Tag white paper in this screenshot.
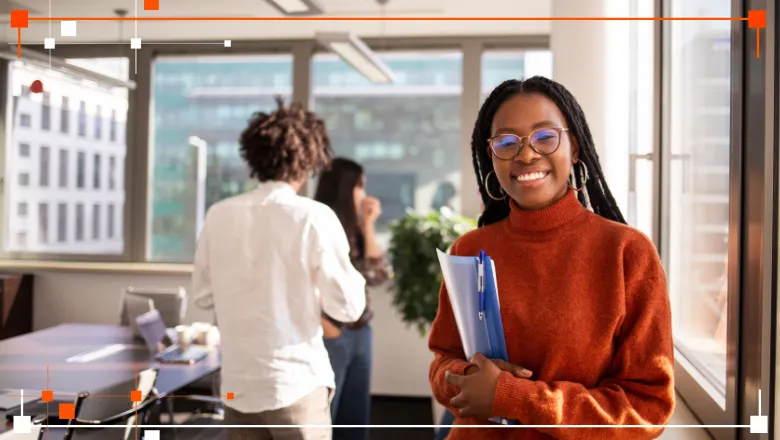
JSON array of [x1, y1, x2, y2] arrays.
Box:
[[436, 249, 491, 361]]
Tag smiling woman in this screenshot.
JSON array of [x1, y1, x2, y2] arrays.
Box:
[[428, 76, 675, 440]]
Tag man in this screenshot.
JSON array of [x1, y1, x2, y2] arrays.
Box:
[[193, 97, 367, 440]]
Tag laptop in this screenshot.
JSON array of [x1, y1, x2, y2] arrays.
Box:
[[134, 311, 208, 365]]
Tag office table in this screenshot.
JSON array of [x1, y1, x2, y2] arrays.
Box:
[[0, 323, 221, 437]]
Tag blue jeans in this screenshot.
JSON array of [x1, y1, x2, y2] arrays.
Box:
[[324, 326, 372, 440]]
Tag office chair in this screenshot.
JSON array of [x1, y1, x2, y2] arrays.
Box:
[[61, 368, 160, 440]]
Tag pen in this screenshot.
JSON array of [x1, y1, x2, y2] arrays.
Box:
[[478, 250, 485, 321]]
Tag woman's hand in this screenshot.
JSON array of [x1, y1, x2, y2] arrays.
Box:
[[446, 353, 532, 419], [362, 197, 382, 226]]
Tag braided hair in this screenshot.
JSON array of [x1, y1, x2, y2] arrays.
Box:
[[472, 76, 626, 227], [239, 96, 333, 183]]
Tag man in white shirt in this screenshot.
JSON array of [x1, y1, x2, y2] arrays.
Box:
[[193, 97, 367, 440]]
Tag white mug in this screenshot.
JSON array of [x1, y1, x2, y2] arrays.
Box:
[[175, 325, 192, 350]]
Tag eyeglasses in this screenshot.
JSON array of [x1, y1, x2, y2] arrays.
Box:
[[487, 127, 569, 160]]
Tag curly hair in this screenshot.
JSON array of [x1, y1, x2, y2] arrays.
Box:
[[239, 96, 333, 183]]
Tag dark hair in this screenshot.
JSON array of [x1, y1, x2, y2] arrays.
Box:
[[239, 96, 332, 183], [314, 157, 365, 259], [472, 76, 626, 227]]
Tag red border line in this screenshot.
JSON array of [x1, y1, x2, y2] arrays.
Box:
[[25, 16, 747, 22]]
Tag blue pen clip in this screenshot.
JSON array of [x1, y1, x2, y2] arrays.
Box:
[[478, 250, 485, 321]]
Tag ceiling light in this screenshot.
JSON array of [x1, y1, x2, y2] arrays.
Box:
[[316, 32, 395, 84], [264, 0, 323, 16]]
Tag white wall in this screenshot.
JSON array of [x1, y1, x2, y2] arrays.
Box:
[[30, 269, 433, 397]]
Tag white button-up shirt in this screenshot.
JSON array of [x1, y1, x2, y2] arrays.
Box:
[[193, 181, 367, 413]]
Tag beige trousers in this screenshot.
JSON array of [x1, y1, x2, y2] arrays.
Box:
[[224, 387, 332, 440]]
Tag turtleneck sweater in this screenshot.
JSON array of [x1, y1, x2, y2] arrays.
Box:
[[428, 189, 675, 440]]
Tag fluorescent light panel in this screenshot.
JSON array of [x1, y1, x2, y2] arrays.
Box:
[[265, 0, 322, 15], [316, 33, 395, 84]]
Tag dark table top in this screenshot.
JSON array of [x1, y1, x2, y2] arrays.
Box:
[[0, 323, 221, 437]]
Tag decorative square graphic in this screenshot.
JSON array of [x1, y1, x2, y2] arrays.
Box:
[[130, 390, 142, 402], [10, 10, 29, 28], [41, 390, 53, 402], [144, 430, 160, 440], [130, 38, 142, 49], [748, 10, 766, 29], [226, 392, 234, 400], [44, 38, 55, 49], [144, 0, 160, 10], [13, 415, 32, 433], [60, 21, 77, 37], [58, 403, 75, 420], [750, 415, 768, 434], [224, 40, 232, 48]]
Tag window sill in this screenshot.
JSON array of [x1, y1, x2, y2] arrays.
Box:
[[0, 260, 193, 275]]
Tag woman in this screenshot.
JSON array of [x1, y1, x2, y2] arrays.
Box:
[[428, 77, 675, 440], [314, 158, 390, 440]]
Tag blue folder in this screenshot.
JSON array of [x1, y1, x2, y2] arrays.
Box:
[[436, 249, 515, 425]]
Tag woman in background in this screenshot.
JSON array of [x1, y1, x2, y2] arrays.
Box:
[[314, 157, 391, 440]]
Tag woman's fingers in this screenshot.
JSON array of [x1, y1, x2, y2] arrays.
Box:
[[492, 359, 532, 378]]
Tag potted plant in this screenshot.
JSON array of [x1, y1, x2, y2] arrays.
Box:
[[387, 206, 476, 428]]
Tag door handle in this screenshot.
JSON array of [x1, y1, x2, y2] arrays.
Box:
[[628, 153, 654, 192]]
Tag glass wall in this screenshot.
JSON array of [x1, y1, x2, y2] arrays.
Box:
[[3, 58, 129, 255], [311, 51, 464, 231], [147, 55, 293, 262]]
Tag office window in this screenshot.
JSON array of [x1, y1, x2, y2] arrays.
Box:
[[148, 54, 293, 262], [18, 202, 28, 217], [75, 204, 84, 241], [38, 203, 48, 244], [76, 152, 86, 188], [110, 109, 117, 142], [61, 96, 69, 133], [109, 156, 116, 190], [39, 146, 50, 187], [42, 92, 51, 130], [16, 232, 27, 247], [312, 51, 462, 238], [78, 101, 87, 137], [57, 203, 67, 242], [481, 50, 553, 102], [93, 154, 101, 189], [667, 0, 731, 403], [58, 149, 68, 188], [108, 204, 115, 239], [95, 105, 102, 139], [92, 204, 101, 239], [4, 58, 129, 255]]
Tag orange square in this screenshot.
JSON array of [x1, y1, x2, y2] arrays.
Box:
[[10, 10, 29, 28], [748, 10, 766, 28], [130, 390, 142, 402], [58, 403, 75, 420], [143, 0, 159, 10], [41, 390, 53, 402], [226, 392, 234, 400]]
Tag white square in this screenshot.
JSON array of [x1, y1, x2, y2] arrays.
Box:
[[44, 38, 55, 49], [750, 415, 768, 433], [13, 415, 32, 433], [60, 21, 77, 37], [224, 40, 232, 47], [130, 38, 142, 49], [144, 430, 160, 440]]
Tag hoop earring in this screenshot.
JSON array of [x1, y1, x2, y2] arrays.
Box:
[[568, 160, 590, 191], [484, 170, 507, 201]]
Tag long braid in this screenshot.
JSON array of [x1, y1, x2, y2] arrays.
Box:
[[472, 77, 626, 227]]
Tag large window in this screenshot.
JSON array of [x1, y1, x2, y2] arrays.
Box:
[[3, 57, 129, 255], [666, 0, 731, 403], [311, 51, 463, 232], [148, 54, 293, 262]]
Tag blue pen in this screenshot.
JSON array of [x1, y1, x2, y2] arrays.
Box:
[[478, 250, 486, 321]]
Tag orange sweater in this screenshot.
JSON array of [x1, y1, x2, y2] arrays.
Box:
[[429, 189, 675, 440]]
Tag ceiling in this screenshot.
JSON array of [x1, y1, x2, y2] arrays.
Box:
[[1, 0, 550, 42]]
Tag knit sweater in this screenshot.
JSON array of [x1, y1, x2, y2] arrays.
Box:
[[428, 189, 675, 440]]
